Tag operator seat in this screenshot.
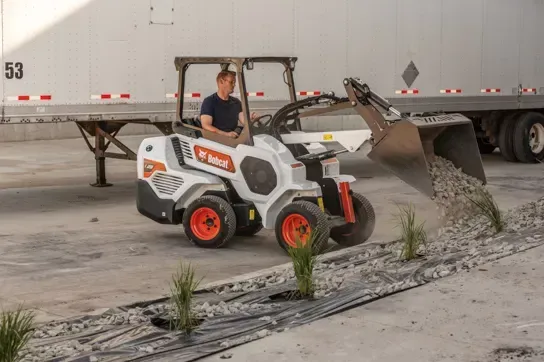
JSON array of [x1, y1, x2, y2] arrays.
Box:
[[181, 115, 202, 128]]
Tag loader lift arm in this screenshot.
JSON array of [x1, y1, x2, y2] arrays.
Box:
[[168, 56, 487, 199], [264, 77, 487, 198]]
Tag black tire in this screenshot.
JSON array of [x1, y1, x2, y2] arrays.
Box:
[[477, 138, 496, 154], [182, 195, 236, 248], [235, 223, 263, 236], [498, 112, 520, 162], [330, 192, 375, 247], [512, 112, 544, 163], [275, 201, 330, 254]]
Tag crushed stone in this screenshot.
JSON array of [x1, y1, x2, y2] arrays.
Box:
[[428, 156, 492, 223]]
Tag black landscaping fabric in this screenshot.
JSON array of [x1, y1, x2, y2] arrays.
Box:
[[28, 227, 544, 362]]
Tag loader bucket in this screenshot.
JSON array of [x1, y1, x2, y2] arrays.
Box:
[[366, 113, 487, 198]]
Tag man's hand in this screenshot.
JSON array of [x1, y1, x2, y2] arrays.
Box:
[[225, 131, 238, 139], [250, 112, 258, 121]]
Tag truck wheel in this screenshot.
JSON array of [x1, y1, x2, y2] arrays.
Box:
[[235, 224, 263, 236], [275, 201, 330, 254], [330, 192, 375, 247], [182, 195, 236, 248], [477, 138, 496, 154], [498, 112, 519, 162], [512, 112, 544, 163]]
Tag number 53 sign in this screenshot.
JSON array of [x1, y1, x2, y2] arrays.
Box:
[[5, 62, 23, 79]]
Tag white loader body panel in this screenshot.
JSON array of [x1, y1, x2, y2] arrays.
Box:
[[0, 0, 543, 125], [138, 133, 324, 228]]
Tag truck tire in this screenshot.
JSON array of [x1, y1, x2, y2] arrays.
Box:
[[330, 192, 375, 247], [182, 195, 237, 248], [512, 112, 544, 163], [497, 112, 520, 162], [477, 138, 496, 154], [275, 201, 330, 254]]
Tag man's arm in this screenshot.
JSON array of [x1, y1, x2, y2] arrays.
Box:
[[238, 110, 258, 126]]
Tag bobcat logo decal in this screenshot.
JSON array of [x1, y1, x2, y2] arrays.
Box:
[[194, 145, 235, 173]]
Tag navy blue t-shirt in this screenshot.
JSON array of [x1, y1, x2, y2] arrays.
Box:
[[200, 93, 242, 132]]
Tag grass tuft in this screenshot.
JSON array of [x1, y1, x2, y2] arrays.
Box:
[[286, 230, 323, 298], [0, 304, 35, 362], [394, 202, 428, 261], [169, 261, 202, 334], [465, 187, 504, 233]]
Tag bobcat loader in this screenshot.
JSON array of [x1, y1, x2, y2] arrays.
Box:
[[136, 56, 486, 252]]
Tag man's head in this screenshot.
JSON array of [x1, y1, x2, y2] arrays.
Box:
[[216, 70, 236, 95]]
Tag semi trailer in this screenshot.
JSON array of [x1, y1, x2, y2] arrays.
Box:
[[0, 0, 543, 186]]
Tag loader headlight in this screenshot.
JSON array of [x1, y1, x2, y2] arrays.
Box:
[[143, 159, 166, 178]]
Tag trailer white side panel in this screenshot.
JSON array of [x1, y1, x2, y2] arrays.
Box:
[[519, 0, 544, 93], [0, 0, 543, 126], [440, 0, 483, 96], [346, 0, 396, 96]]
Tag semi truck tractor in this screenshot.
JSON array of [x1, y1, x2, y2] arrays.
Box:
[[1, 0, 543, 186]]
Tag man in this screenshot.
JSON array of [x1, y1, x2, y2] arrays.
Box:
[[200, 70, 257, 139]]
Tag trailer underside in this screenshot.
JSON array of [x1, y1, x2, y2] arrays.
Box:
[[1, 93, 543, 187]]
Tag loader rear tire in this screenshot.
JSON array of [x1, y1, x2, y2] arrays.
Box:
[[182, 195, 236, 248], [498, 112, 520, 162], [275, 201, 330, 254], [512, 112, 544, 163], [330, 192, 375, 247]]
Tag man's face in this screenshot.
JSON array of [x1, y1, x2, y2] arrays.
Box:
[[219, 75, 236, 94]]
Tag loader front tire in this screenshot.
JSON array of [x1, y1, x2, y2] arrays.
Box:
[[330, 192, 375, 247], [182, 195, 236, 248], [275, 201, 330, 254]]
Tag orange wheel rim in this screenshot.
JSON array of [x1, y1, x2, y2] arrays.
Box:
[[190, 207, 220, 240], [281, 214, 311, 247]]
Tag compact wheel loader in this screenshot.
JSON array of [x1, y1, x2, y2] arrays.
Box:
[[136, 56, 487, 253]]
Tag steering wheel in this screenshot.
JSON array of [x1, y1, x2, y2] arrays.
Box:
[[251, 114, 273, 128]]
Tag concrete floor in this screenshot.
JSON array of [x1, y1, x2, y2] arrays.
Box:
[[0, 135, 543, 330]]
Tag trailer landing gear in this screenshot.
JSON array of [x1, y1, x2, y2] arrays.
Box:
[[76, 120, 174, 187]]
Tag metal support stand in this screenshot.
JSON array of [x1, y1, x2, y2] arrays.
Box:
[[76, 120, 138, 188], [91, 122, 112, 187]]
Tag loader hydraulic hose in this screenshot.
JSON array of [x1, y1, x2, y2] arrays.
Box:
[[347, 77, 402, 118]]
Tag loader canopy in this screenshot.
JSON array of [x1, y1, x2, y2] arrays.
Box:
[[172, 56, 300, 148]]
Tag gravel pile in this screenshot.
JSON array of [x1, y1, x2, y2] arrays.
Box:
[[428, 156, 492, 222], [212, 271, 294, 295], [193, 301, 282, 318], [31, 307, 153, 340]]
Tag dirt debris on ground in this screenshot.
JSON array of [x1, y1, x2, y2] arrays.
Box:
[[490, 346, 544, 362]]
